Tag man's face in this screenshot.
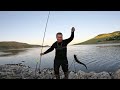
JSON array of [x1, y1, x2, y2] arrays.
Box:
[[56, 34, 63, 42]]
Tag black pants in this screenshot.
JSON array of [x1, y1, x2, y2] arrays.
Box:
[[54, 60, 68, 75]]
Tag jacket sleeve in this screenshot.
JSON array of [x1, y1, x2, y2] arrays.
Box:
[[64, 31, 74, 44], [43, 43, 55, 54]]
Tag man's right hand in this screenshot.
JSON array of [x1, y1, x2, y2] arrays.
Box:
[[40, 53, 44, 56]]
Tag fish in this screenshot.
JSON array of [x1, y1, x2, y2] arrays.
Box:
[[74, 54, 88, 70]]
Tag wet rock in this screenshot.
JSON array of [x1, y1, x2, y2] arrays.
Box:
[[86, 72, 97, 79], [97, 71, 111, 79], [69, 71, 76, 79], [114, 69, 120, 79], [77, 70, 87, 79], [0, 64, 119, 79]]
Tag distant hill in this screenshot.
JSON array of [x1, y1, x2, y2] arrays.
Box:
[[0, 41, 48, 50], [75, 31, 120, 45]]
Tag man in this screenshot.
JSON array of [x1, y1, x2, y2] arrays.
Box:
[[40, 27, 75, 79]]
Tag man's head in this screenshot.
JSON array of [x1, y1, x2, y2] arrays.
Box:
[[56, 32, 63, 42]]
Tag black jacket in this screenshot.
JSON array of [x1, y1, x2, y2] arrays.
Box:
[[44, 31, 74, 60]]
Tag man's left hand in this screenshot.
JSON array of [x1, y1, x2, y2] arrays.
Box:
[[71, 27, 75, 32]]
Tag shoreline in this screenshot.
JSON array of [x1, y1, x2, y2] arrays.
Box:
[[0, 64, 120, 79]]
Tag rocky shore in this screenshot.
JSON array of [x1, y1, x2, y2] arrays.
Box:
[[0, 64, 120, 79]]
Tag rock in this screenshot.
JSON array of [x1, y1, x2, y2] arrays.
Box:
[[69, 71, 76, 79], [97, 71, 111, 79], [61, 75, 64, 79], [86, 72, 98, 79], [44, 74, 54, 79], [73, 73, 78, 79], [77, 70, 87, 79], [0, 64, 118, 79], [114, 69, 120, 79]]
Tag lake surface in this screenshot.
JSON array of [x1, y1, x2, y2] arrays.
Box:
[[0, 43, 120, 73]]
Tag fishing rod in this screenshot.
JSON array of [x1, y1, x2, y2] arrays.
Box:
[[39, 11, 51, 74], [35, 11, 51, 77], [35, 11, 50, 77]]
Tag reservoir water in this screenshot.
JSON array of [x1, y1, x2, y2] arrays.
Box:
[[0, 43, 120, 73]]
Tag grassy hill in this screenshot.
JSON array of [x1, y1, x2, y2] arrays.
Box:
[[0, 41, 42, 50], [75, 31, 120, 45]]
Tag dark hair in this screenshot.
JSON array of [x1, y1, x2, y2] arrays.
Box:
[[56, 32, 63, 36]]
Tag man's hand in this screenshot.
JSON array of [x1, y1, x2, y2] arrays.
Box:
[[71, 27, 75, 32], [40, 53, 44, 56]]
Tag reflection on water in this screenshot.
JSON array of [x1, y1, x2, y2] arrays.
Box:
[[0, 49, 27, 57], [0, 43, 120, 73]]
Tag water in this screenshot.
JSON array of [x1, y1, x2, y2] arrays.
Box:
[[0, 43, 120, 73]]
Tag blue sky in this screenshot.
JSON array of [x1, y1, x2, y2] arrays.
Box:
[[0, 11, 120, 45]]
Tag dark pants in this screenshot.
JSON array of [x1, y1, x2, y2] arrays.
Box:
[[54, 60, 68, 75]]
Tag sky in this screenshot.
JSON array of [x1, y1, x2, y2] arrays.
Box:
[[0, 11, 120, 46]]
